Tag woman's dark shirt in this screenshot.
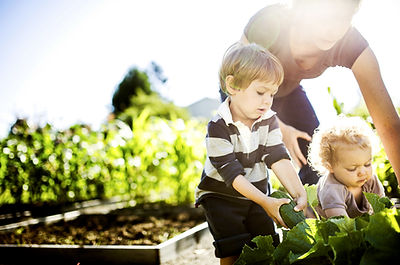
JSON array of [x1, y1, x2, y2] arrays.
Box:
[[244, 4, 369, 97]]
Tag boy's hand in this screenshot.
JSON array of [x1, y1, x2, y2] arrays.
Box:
[[293, 193, 308, 212], [260, 197, 291, 228]]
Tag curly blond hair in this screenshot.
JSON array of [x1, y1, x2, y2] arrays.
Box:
[[308, 115, 377, 176]]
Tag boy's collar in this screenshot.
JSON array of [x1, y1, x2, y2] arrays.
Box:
[[217, 98, 234, 125], [217, 97, 275, 126]]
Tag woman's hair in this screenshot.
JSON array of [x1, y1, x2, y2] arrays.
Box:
[[219, 42, 284, 95], [308, 115, 378, 176], [292, 0, 362, 10]]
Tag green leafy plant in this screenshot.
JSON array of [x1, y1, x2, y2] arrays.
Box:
[[270, 190, 306, 229], [234, 192, 399, 265], [0, 114, 206, 206]]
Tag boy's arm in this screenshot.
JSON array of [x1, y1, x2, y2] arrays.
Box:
[[232, 174, 290, 227], [271, 159, 307, 211]]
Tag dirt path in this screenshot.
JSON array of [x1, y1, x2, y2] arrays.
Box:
[[163, 231, 219, 265], [163, 224, 283, 265]]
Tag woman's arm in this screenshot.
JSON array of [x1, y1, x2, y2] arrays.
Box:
[[324, 208, 348, 218], [352, 47, 400, 184], [232, 175, 290, 227]]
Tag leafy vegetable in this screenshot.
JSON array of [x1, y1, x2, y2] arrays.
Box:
[[364, 192, 393, 213], [235, 191, 398, 265], [270, 190, 306, 229], [234, 236, 275, 265], [304, 184, 320, 220]]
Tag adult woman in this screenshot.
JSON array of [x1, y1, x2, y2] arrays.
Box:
[[234, 0, 400, 184]]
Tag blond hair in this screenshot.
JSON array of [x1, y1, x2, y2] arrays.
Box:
[[219, 42, 284, 95], [308, 115, 377, 176]]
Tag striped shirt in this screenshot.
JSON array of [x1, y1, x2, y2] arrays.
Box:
[[195, 99, 290, 204]]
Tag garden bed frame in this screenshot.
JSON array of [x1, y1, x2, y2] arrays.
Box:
[[0, 200, 210, 265], [0, 222, 209, 265]]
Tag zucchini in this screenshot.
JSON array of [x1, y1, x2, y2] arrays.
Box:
[[270, 190, 306, 229]]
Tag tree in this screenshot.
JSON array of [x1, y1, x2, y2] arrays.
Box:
[[112, 67, 152, 114], [111, 63, 190, 125]]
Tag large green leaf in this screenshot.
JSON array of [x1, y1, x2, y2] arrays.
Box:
[[364, 208, 400, 252], [287, 220, 339, 264], [274, 219, 332, 264], [316, 220, 340, 244], [360, 246, 398, 265], [327, 216, 358, 234], [328, 230, 365, 264], [289, 240, 332, 264], [354, 213, 370, 230], [304, 184, 318, 208], [304, 184, 321, 219], [274, 220, 315, 262], [364, 192, 393, 213], [234, 235, 275, 265]]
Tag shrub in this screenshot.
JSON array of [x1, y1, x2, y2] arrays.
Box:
[[0, 113, 206, 206]]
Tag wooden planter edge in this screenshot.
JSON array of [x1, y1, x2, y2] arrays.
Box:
[[0, 222, 209, 265]]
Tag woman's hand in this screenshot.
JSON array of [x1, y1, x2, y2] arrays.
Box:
[[278, 119, 311, 168]]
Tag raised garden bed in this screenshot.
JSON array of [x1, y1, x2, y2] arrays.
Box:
[[0, 197, 129, 229], [0, 202, 209, 265]]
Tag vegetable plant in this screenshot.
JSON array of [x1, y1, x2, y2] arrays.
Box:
[[234, 187, 399, 265], [0, 112, 206, 206], [270, 190, 306, 229]]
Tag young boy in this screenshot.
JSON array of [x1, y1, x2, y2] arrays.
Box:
[[195, 43, 307, 265], [308, 116, 385, 218]]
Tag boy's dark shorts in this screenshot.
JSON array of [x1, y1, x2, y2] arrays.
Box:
[[199, 195, 279, 258]]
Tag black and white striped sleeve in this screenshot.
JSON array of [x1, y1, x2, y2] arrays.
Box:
[[262, 115, 290, 168], [206, 120, 245, 186]]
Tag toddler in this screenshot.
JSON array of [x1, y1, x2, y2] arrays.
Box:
[[308, 116, 385, 218]]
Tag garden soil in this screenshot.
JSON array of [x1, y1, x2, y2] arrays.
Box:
[[0, 202, 219, 264], [0, 203, 205, 245]]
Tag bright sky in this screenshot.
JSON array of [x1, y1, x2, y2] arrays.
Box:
[[0, 0, 399, 137]]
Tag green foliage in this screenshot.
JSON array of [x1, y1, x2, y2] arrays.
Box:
[[327, 87, 344, 115], [235, 236, 275, 265], [374, 146, 400, 197], [305, 184, 320, 219], [118, 92, 190, 126], [0, 114, 206, 206], [111, 66, 189, 125], [363, 192, 393, 213], [234, 193, 399, 265], [0, 61, 204, 206]]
